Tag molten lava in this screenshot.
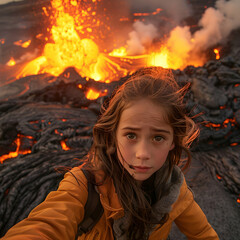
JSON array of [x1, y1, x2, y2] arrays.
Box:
[[60, 140, 70, 151], [6, 57, 16, 67], [214, 48, 220, 60], [14, 40, 31, 48], [0, 135, 31, 163], [86, 88, 100, 100], [13, 0, 206, 83]]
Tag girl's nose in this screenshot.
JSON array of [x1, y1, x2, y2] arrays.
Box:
[[135, 140, 150, 160]]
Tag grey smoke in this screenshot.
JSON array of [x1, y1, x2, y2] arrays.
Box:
[[127, 21, 158, 55], [192, 0, 240, 52]]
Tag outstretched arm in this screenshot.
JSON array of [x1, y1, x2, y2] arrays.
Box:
[[1, 167, 87, 240], [174, 191, 219, 240]]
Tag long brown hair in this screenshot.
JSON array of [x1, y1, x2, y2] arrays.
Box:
[[84, 67, 199, 238]]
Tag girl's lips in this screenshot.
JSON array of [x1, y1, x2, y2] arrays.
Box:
[[133, 166, 151, 173]]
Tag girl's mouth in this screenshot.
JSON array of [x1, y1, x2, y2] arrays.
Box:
[[133, 166, 151, 173]]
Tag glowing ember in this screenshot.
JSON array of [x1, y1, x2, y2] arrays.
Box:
[[6, 57, 16, 66], [86, 89, 100, 100], [204, 118, 237, 129], [214, 48, 220, 60], [14, 39, 31, 48], [0, 135, 31, 163], [133, 8, 162, 17], [216, 174, 222, 180], [60, 140, 70, 150], [0, 38, 5, 44]]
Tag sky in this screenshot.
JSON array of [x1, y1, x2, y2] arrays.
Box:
[[0, 0, 23, 5]]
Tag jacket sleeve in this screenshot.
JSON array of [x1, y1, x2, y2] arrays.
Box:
[[174, 187, 219, 240], [1, 167, 88, 240]]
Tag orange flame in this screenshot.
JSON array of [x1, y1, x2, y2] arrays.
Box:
[[109, 47, 127, 57], [86, 89, 100, 100], [0, 38, 5, 44], [214, 48, 220, 60], [216, 174, 222, 180], [60, 140, 70, 150], [14, 39, 31, 48], [17, 0, 119, 82], [147, 48, 169, 68], [6, 57, 16, 66]]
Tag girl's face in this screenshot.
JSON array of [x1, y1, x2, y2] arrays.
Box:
[[116, 98, 175, 182]]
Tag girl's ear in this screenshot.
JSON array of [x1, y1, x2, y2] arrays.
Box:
[[170, 142, 175, 150]]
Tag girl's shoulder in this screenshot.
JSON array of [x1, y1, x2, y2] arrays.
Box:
[[59, 166, 88, 192], [170, 176, 195, 218]]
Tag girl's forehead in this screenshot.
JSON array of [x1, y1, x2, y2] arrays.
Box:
[[120, 99, 170, 125]]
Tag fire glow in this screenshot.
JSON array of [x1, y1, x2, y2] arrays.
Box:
[[214, 48, 220, 60], [0, 135, 31, 164], [12, 0, 209, 83], [14, 39, 31, 48]]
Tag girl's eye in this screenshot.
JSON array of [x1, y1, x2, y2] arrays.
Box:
[[126, 133, 136, 140], [153, 136, 164, 142]]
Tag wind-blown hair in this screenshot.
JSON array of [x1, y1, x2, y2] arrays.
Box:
[[84, 67, 199, 239]]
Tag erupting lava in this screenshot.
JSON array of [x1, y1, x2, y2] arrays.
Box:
[[12, 0, 208, 83]]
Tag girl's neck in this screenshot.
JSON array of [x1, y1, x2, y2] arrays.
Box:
[[140, 173, 156, 205]]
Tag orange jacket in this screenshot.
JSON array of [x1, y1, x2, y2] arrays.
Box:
[[1, 167, 219, 240]]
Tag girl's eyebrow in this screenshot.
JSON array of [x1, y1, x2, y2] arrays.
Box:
[[121, 127, 171, 134]]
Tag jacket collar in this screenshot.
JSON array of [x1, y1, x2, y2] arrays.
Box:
[[96, 165, 184, 221], [97, 175, 124, 220]]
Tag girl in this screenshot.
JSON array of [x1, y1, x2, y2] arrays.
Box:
[[1, 68, 219, 240]]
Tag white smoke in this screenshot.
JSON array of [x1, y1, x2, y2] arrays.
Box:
[[124, 0, 240, 64], [124, 0, 192, 55], [127, 21, 158, 55], [166, 0, 240, 67], [193, 0, 240, 51]]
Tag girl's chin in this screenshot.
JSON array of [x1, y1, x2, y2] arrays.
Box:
[[130, 172, 152, 182]]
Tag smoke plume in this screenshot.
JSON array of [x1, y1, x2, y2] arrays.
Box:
[[127, 21, 158, 55], [125, 0, 240, 66], [165, 0, 240, 68], [126, 0, 192, 55], [193, 0, 240, 51]]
